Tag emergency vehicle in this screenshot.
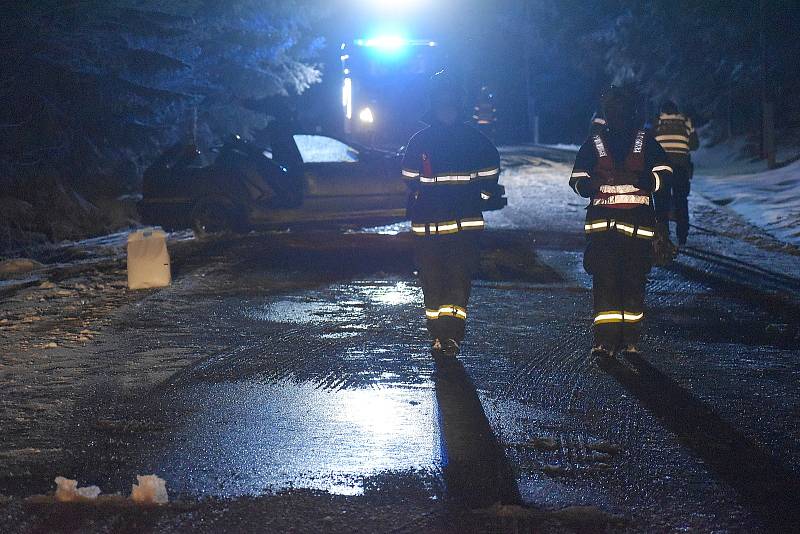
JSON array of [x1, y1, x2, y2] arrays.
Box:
[[340, 36, 444, 147]]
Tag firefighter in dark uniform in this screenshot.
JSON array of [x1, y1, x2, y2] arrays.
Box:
[[402, 71, 503, 357], [472, 85, 498, 143], [569, 85, 673, 357], [654, 101, 699, 246]]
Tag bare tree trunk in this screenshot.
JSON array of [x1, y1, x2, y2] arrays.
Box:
[[523, 1, 539, 143], [759, 0, 776, 168]]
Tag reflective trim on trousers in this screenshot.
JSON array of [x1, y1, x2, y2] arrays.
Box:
[[412, 218, 485, 235], [426, 305, 467, 320], [594, 310, 644, 324]]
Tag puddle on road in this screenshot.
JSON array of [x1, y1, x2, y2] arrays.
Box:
[[362, 281, 418, 306], [153, 380, 441, 498], [247, 299, 361, 324], [246, 281, 420, 325], [358, 221, 411, 235]]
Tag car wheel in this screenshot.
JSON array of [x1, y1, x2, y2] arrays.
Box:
[[191, 197, 239, 237]]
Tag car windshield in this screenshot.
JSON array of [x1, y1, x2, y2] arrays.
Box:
[[293, 135, 359, 163]]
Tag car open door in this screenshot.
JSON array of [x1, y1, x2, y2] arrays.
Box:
[[292, 134, 405, 216]]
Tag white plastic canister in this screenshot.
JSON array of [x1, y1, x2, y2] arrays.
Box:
[[127, 228, 171, 290]]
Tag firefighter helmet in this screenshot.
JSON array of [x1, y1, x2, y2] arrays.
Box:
[[601, 84, 642, 131], [428, 69, 465, 107], [660, 100, 679, 114]]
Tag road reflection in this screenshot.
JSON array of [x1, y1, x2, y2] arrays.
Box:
[[152, 381, 441, 497]]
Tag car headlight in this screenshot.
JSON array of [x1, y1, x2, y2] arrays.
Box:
[[359, 107, 374, 124]]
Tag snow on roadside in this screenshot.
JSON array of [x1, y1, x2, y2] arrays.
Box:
[[541, 143, 580, 152], [696, 159, 800, 246]]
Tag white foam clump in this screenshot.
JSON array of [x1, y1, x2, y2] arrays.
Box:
[[54, 476, 101, 501], [130, 474, 168, 504]]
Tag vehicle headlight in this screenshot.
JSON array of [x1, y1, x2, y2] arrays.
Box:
[[359, 107, 374, 124]]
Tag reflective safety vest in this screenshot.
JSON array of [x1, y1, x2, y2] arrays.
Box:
[[591, 130, 651, 209], [655, 113, 695, 155]]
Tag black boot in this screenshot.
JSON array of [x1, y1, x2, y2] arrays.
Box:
[[441, 338, 460, 357], [591, 345, 613, 359]]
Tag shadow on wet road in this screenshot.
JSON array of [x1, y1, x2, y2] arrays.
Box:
[[597, 353, 800, 532], [433, 355, 521, 508]]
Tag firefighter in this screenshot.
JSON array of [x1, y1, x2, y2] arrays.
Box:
[[402, 70, 502, 357], [472, 85, 498, 142], [654, 100, 699, 246], [569, 85, 673, 357]]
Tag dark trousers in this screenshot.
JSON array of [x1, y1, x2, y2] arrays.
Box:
[[584, 231, 651, 348], [414, 232, 480, 342], [667, 161, 692, 243]]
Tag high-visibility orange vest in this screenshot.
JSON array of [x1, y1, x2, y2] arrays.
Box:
[[591, 130, 650, 210]]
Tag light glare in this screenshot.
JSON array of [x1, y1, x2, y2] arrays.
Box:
[[359, 107, 374, 123], [343, 78, 352, 120]]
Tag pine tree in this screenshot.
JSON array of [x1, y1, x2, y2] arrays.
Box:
[[0, 0, 324, 194]]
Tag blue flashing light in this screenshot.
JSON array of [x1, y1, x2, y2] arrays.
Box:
[[355, 36, 437, 49], [354, 34, 412, 61], [364, 35, 407, 50]]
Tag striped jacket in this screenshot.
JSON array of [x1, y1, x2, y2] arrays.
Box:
[[655, 113, 699, 159]]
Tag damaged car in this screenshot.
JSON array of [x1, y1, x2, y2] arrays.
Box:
[[138, 133, 409, 234]]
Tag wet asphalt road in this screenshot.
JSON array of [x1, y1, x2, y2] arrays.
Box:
[[2, 145, 800, 532]]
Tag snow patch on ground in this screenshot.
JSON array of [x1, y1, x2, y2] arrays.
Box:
[[693, 137, 764, 176], [130, 474, 169, 504], [692, 136, 798, 176], [54, 477, 101, 502], [696, 159, 800, 246]]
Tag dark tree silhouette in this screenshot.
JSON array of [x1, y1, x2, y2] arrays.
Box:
[[0, 0, 324, 192]]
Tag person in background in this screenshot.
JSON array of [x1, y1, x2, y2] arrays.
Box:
[[654, 100, 699, 247], [568, 85, 673, 358], [472, 85, 498, 143]]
